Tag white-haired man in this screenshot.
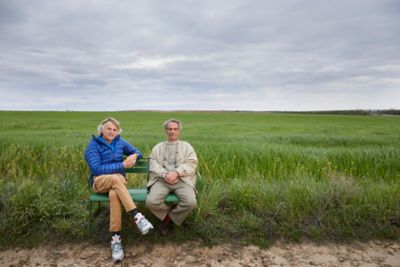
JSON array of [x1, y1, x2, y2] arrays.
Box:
[[146, 119, 198, 235], [85, 117, 153, 262]]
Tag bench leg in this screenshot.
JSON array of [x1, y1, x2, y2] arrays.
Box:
[[88, 201, 93, 233]]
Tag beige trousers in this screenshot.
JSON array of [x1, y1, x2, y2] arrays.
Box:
[[146, 179, 196, 225], [93, 174, 136, 232]]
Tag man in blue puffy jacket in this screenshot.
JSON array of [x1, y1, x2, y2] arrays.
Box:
[[85, 117, 153, 262]]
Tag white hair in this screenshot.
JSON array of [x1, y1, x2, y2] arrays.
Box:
[[97, 117, 122, 135], [163, 119, 182, 130]]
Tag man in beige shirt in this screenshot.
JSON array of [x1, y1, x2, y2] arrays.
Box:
[[146, 119, 198, 235]]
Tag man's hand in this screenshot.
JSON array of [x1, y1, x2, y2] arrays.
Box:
[[164, 171, 180, 184], [123, 154, 138, 168]]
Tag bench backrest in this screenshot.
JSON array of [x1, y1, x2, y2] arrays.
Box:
[[88, 157, 202, 189], [125, 158, 150, 181]]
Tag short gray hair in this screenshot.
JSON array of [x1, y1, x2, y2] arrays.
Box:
[[163, 119, 182, 130], [97, 117, 122, 135]]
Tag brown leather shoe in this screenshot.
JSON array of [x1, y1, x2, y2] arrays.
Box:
[[159, 222, 173, 236]]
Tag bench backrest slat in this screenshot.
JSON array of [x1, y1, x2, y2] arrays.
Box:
[[125, 158, 149, 180]]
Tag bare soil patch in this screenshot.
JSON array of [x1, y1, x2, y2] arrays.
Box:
[[0, 240, 399, 266]]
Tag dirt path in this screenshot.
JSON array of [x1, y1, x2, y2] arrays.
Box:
[[1, 240, 399, 267]]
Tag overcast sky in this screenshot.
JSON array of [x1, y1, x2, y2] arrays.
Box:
[[0, 0, 399, 111]]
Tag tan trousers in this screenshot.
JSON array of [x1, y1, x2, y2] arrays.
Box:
[[146, 179, 196, 225], [93, 174, 136, 232]]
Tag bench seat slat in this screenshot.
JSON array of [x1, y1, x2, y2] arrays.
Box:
[[89, 188, 179, 203]]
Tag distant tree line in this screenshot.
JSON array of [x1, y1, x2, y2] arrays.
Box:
[[275, 109, 400, 115]]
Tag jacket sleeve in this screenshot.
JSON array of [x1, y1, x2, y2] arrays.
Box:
[[85, 141, 124, 176], [149, 144, 167, 177], [175, 143, 198, 177], [122, 139, 143, 159]]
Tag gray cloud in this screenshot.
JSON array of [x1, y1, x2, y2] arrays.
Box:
[[0, 0, 399, 111]]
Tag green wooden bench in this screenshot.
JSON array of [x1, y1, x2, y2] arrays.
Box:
[[87, 158, 201, 231]]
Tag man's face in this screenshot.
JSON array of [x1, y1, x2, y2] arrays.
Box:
[[102, 121, 119, 143], [165, 122, 180, 142]]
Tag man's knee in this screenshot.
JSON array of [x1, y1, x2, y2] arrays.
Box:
[[145, 192, 157, 209], [189, 198, 197, 210], [182, 197, 197, 211]]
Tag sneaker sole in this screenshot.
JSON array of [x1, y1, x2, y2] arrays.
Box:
[[141, 226, 154, 235], [112, 255, 124, 263], [112, 251, 124, 262]]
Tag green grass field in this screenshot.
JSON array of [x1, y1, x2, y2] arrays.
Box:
[[0, 111, 399, 247]]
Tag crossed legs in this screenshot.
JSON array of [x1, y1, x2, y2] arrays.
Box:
[[93, 174, 136, 232]]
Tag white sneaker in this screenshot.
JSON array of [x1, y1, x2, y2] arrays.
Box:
[[111, 235, 124, 262], [135, 212, 154, 235]]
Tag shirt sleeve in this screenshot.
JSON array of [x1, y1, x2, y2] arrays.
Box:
[[175, 143, 198, 177], [122, 139, 143, 159], [85, 141, 125, 176], [149, 144, 167, 177]]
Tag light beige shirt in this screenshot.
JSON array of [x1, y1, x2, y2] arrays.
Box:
[[148, 140, 198, 188], [163, 141, 178, 172]]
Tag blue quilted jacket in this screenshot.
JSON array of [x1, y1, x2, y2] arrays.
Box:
[[85, 135, 143, 186]]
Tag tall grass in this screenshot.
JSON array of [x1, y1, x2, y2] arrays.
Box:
[[0, 111, 399, 247]]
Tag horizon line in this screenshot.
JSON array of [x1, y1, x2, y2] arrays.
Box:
[[0, 108, 399, 113]]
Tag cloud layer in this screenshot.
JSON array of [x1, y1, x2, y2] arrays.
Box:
[[1, 0, 399, 111]]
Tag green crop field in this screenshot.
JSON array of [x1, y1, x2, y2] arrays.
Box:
[[0, 111, 399, 247]]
